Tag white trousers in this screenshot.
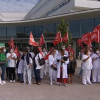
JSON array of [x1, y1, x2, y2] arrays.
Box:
[[44, 63, 47, 75], [49, 67, 57, 83], [93, 69, 100, 82], [40, 67, 44, 79], [82, 69, 91, 84], [23, 65, 31, 84]]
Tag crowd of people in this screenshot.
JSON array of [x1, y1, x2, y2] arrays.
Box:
[[0, 44, 99, 86]]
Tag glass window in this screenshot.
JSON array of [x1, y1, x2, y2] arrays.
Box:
[[24, 26, 35, 38], [81, 18, 94, 35], [0, 27, 6, 38], [69, 20, 80, 38], [35, 25, 43, 38], [43, 24, 55, 37], [7, 27, 16, 38], [95, 17, 100, 27], [16, 26, 24, 38]]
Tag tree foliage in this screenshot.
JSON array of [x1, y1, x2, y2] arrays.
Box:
[[56, 18, 72, 47]]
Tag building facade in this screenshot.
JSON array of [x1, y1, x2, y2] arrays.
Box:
[[0, 0, 100, 57]]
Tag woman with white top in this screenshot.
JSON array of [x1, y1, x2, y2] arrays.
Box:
[[56, 49, 69, 86], [42, 47, 47, 77], [6, 48, 17, 83], [91, 48, 100, 82], [34, 47, 43, 85], [49, 49, 57, 85], [82, 48, 92, 85]]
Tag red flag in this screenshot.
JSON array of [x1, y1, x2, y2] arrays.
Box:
[[93, 25, 100, 33], [8, 38, 15, 49], [44, 47, 54, 60], [39, 34, 45, 46], [14, 47, 20, 57], [91, 31, 99, 43], [52, 32, 62, 46], [81, 33, 91, 47], [29, 32, 38, 46], [62, 33, 68, 43]]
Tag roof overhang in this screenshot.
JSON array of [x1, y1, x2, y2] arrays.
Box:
[[0, 9, 100, 26]]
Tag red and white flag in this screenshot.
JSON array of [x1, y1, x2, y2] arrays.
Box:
[[39, 34, 45, 46], [44, 47, 54, 60], [29, 32, 38, 46], [8, 37, 15, 49], [62, 33, 68, 43], [91, 31, 99, 43], [14, 47, 20, 57], [93, 25, 100, 33], [52, 32, 62, 46]]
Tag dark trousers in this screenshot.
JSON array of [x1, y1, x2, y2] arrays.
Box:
[[18, 73, 23, 81], [1, 64, 6, 81], [34, 65, 41, 83], [6, 67, 9, 78], [9, 67, 15, 80]]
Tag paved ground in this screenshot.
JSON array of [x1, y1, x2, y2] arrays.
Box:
[[0, 60, 100, 100]]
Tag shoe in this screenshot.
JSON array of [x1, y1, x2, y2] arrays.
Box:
[[10, 80, 12, 83], [2, 81, 6, 84], [59, 83, 62, 86], [0, 82, 3, 85], [88, 82, 92, 85], [28, 83, 32, 85], [50, 82, 53, 85], [65, 84, 67, 87], [13, 80, 15, 83], [83, 83, 88, 85], [23, 82, 26, 85]]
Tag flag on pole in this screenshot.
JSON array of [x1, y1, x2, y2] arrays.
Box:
[[52, 32, 62, 46], [44, 47, 54, 60], [91, 31, 99, 43], [62, 33, 68, 43], [14, 47, 20, 57], [39, 34, 45, 46], [8, 37, 15, 49], [29, 32, 38, 46]]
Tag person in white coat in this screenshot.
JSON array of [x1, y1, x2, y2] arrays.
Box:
[[91, 48, 100, 82], [34, 47, 43, 85], [49, 49, 57, 85], [40, 47, 48, 79], [82, 48, 92, 85], [22, 48, 33, 85], [56, 49, 69, 86]]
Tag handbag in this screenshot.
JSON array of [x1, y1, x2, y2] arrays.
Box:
[[51, 65, 57, 71], [38, 54, 45, 66], [0, 61, 7, 64]]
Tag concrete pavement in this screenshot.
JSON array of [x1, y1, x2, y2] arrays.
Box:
[[0, 60, 100, 100]]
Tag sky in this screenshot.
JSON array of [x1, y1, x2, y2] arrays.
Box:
[[0, 0, 40, 12]]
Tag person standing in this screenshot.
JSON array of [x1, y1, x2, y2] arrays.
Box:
[[0, 47, 7, 84], [22, 48, 32, 85], [82, 48, 92, 85], [49, 49, 57, 85], [91, 48, 100, 83], [56, 49, 69, 86], [17, 48, 24, 82], [34, 47, 43, 85], [42, 47, 48, 76], [6, 48, 17, 83], [67, 52, 77, 84]]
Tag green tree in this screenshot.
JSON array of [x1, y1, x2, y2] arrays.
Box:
[[56, 18, 72, 48]]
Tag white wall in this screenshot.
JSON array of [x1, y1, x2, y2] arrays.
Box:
[[0, 13, 27, 21]]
